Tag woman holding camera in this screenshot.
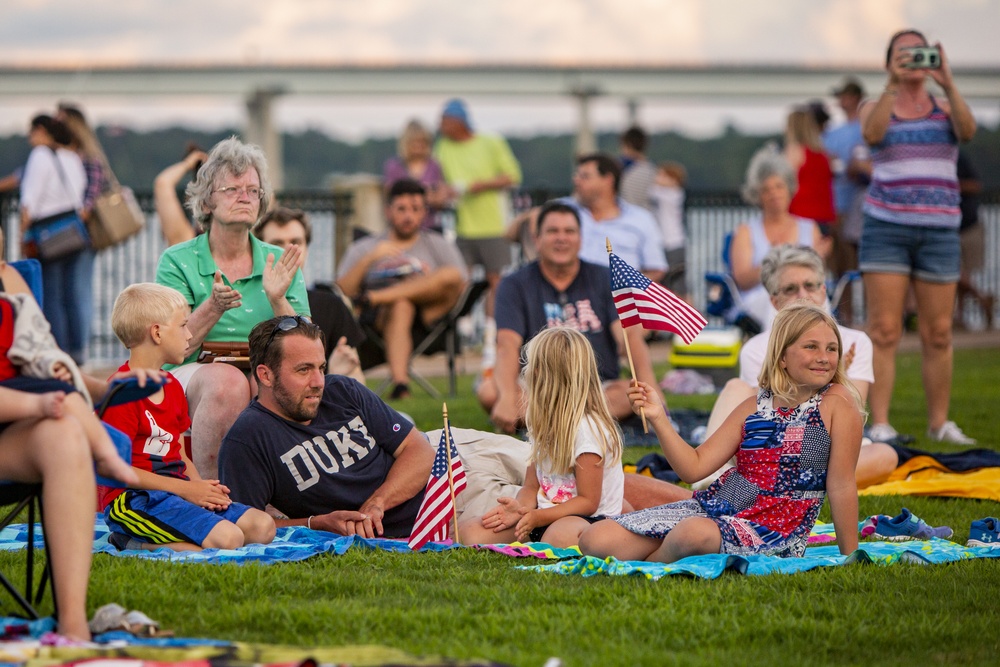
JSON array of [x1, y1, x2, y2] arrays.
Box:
[[859, 30, 976, 446]]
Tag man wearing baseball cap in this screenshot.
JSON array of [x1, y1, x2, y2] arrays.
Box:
[[434, 98, 522, 369]]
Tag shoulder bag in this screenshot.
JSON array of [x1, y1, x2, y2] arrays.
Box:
[[22, 149, 91, 261], [89, 155, 145, 251]]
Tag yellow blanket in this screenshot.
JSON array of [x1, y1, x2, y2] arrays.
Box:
[[859, 455, 1000, 502]]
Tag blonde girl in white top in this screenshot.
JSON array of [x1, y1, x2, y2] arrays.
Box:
[[459, 326, 625, 547]]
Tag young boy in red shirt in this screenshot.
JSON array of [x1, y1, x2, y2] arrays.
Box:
[[101, 283, 275, 551]]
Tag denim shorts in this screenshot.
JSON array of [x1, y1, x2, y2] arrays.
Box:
[[858, 215, 960, 283]]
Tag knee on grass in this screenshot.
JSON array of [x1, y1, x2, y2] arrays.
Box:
[[238, 508, 277, 545], [202, 521, 246, 550], [457, 516, 500, 546], [540, 517, 592, 549], [657, 517, 721, 561], [578, 519, 629, 558]]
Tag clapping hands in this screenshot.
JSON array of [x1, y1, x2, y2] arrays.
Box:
[[209, 270, 242, 314], [263, 244, 304, 304]]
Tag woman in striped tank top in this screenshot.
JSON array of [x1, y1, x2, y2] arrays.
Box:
[[858, 29, 977, 446]]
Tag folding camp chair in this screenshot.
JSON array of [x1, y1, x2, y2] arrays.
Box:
[[0, 483, 46, 619], [10, 259, 43, 307], [359, 280, 490, 398], [704, 237, 861, 336], [703, 233, 763, 337], [0, 377, 162, 620], [829, 270, 861, 321]]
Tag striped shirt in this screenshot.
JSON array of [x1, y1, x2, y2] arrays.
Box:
[[863, 98, 960, 229]]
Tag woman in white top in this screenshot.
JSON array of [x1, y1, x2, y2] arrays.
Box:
[[18, 115, 92, 363], [730, 146, 830, 329]]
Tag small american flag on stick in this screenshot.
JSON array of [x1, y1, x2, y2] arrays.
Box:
[[407, 411, 467, 550], [609, 252, 707, 344]]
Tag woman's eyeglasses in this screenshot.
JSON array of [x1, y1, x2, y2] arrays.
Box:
[[775, 280, 824, 297], [214, 185, 264, 200]]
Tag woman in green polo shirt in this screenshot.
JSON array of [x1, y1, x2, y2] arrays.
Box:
[[155, 137, 310, 479]]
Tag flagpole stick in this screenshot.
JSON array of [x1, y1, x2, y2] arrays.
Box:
[[606, 238, 647, 433], [619, 325, 648, 433], [443, 403, 460, 544]]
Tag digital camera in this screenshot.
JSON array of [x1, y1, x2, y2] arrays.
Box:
[[904, 46, 941, 69]]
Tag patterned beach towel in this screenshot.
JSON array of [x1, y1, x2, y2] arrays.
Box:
[[516, 537, 1000, 580]]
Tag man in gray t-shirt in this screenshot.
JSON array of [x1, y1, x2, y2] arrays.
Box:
[[337, 179, 468, 398]]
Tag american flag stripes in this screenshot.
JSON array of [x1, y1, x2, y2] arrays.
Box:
[[407, 425, 467, 550], [609, 252, 707, 344]]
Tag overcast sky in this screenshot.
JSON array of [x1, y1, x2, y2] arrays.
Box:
[[2, 0, 999, 139]]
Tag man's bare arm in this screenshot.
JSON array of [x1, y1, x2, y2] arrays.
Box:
[[358, 429, 436, 535], [490, 329, 525, 433]]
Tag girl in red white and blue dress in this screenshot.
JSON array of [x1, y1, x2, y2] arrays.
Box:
[[579, 303, 864, 563]]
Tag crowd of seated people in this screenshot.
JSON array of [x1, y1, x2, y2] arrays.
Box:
[[0, 37, 986, 637]]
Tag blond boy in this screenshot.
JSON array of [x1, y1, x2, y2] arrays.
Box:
[[101, 283, 275, 551]]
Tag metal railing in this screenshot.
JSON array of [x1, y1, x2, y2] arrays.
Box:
[[2, 191, 352, 363], [682, 191, 1000, 334], [3, 190, 998, 365]]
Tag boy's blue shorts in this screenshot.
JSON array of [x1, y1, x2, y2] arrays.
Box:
[[104, 489, 252, 547]]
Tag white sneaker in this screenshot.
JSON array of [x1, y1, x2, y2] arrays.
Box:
[[927, 421, 977, 446], [866, 423, 899, 443]]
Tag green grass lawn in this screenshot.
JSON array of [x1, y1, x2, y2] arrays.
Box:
[[4, 348, 1000, 666]]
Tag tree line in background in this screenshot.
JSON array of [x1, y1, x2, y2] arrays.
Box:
[[2, 123, 999, 196]]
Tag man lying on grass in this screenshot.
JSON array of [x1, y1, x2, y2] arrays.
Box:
[[219, 316, 691, 539]]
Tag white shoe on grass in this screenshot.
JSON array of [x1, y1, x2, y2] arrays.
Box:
[[866, 423, 898, 443], [927, 421, 977, 446]]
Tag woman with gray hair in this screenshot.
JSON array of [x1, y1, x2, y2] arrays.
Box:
[[155, 136, 309, 479], [696, 243, 898, 490], [730, 145, 830, 329]]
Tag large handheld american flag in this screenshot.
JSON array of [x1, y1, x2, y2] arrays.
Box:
[[610, 252, 707, 344], [407, 425, 467, 550]]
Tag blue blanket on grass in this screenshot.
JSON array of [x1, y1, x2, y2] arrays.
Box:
[[1, 517, 997, 577], [0, 516, 458, 564]]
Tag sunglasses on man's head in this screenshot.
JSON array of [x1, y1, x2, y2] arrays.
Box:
[[260, 315, 314, 359]]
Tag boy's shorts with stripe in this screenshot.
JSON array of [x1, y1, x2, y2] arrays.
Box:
[[105, 489, 251, 547]]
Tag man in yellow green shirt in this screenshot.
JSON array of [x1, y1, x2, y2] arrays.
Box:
[[434, 99, 522, 367]]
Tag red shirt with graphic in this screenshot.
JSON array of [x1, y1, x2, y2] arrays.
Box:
[[99, 362, 191, 510]]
